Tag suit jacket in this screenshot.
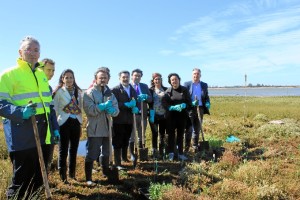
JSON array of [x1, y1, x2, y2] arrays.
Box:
[[130, 82, 152, 119], [184, 81, 210, 115], [53, 86, 83, 126], [111, 84, 137, 124]]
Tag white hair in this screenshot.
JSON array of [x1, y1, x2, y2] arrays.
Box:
[[19, 36, 40, 50]]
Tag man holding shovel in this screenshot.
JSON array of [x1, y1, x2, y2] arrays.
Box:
[[129, 69, 152, 161], [184, 68, 210, 153], [111, 70, 139, 170], [0, 36, 54, 199], [83, 67, 119, 186]]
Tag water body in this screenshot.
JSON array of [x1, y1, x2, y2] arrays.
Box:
[[78, 140, 87, 156], [209, 87, 300, 96]]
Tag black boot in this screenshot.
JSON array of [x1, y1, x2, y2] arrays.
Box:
[[69, 161, 77, 180], [114, 148, 125, 170], [85, 161, 93, 182], [59, 167, 68, 184], [159, 142, 165, 159], [122, 146, 129, 162], [100, 156, 109, 177]]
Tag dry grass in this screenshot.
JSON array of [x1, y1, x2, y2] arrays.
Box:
[[1, 96, 300, 199]]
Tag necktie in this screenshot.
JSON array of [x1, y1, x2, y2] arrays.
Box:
[[135, 85, 140, 95], [135, 85, 141, 110]]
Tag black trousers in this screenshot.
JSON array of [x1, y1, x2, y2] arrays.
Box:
[[112, 124, 132, 149], [58, 117, 81, 175], [7, 146, 48, 199], [149, 116, 166, 149], [166, 113, 186, 155], [43, 144, 54, 171]]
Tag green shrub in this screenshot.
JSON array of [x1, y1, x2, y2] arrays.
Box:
[[149, 182, 172, 200]]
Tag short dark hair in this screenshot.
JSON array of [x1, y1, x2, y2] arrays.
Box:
[[131, 68, 143, 77]]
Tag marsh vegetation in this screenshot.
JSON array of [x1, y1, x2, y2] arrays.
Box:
[[1, 96, 299, 199]]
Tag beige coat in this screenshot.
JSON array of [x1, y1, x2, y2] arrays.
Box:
[[53, 86, 83, 126]]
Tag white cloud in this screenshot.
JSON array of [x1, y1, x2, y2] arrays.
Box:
[[166, 0, 300, 78]]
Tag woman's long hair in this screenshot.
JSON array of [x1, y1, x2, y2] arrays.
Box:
[[53, 69, 81, 102]]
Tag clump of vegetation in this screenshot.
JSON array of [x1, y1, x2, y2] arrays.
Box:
[[257, 184, 287, 200], [256, 118, 300, 139], [148, 182, 172, 200], [161, 186, 204, 200], [253, 113, 269, 122]]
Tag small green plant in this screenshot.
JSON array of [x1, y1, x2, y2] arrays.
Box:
[[209, 139, 223, 149], [149, 182, 172, 200]]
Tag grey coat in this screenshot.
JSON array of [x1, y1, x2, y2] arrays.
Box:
[[83, 84, 119, 137]]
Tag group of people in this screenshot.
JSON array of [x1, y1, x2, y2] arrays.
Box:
[[0, 36, 210, 198]]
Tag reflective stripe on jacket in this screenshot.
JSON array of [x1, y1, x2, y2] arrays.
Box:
[[0, 58, 52, 151]]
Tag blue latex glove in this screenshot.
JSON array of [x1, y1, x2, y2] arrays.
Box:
[[132, 106, 139, 114], [169, 105, 182, 112], [137, 94, 148, 102], [180, 103, 186, 109], [22, 103, 37, 119], [106, 106, 116, 115], [98, 100, 112, 111], [192, 100, 198, 106], [149, 109, 155, 123], [205, 102, 211, 109], [124, 99, 136, 108], [226, 135, 240, 143], [53, 130, 60, 144]]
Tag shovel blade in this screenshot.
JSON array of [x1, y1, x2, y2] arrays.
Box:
[[104, 167, 119, 184], [139, 148, 148, 161], [198, 141, 209, 151]]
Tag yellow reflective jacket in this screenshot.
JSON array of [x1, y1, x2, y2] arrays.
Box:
[[0, 58, 52, 151]]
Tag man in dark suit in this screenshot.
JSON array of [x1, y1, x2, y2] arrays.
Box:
[[184, 68, 210, 152], [111, 70, 139, 169], [129, 69, 152, 160]]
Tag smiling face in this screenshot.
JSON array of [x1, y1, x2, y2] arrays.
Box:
[[170, 75, 180, 89], [62, 72, 74, 88], [119, 72, 130, 86], [192, 69, 201, 83], [153, 75, 162, 88], [19, 41, 40, 67]]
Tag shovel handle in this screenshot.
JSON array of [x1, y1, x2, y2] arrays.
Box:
[[106, 96, 114, 165], [140, 101, 145, 148], [195, 96, 205, 142], [31, 114, 52, 199]]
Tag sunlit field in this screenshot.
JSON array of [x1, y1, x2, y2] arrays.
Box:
[[1, 96, 300, 199]]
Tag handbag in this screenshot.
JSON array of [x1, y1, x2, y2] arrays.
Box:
[[63, 95, 81, 114]]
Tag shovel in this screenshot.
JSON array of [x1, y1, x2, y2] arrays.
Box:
[[105, 98, 119, 183], [139, 101, 148, 161], [29, 101, 52, 199], [195, 97, 209, 151], [132, 112, 138, 169]]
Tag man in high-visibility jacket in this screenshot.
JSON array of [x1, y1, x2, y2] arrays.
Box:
[[0, 36, 56, 199]]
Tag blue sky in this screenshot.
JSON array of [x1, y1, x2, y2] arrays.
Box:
[[1, 0, 299, 88]]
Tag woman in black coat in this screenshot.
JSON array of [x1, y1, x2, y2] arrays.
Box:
[[162, 73, 192, 161]]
